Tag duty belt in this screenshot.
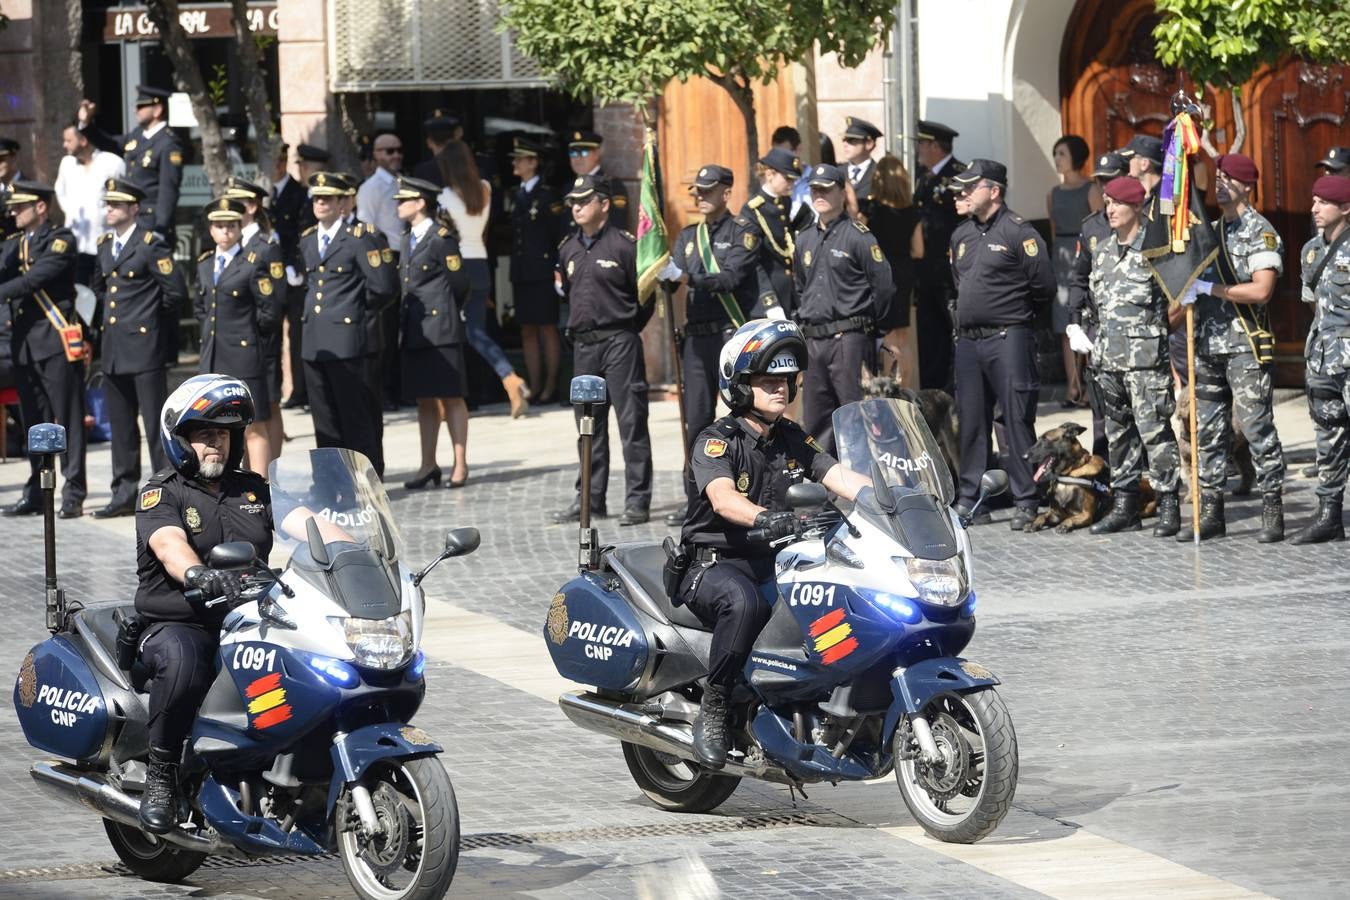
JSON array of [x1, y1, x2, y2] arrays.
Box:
[[569, 326, 629, 345], [683, 320, 733, 338], [800, 315, 871, 338], [958, 324, 1013, 339], [692, 546, 722, 563]]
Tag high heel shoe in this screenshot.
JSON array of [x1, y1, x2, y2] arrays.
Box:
[[449, 469, 469, 489], [404, 467, 442, 490]]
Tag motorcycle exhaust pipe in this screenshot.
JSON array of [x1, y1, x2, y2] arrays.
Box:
[[31, 760, 219, 854], [558, 691, 795, 784]]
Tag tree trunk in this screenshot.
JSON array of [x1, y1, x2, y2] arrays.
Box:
[[228, 0, 282, 186], [145, 0, 231, 194], [707, 68, 759, 185], [332, 92, 372, 176], [31, 0, 83, 182], [1227, 90, 1246, 155]]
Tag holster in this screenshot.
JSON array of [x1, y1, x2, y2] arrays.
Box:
[[662, 536, 691, 603], [113, 607, 146, 670]]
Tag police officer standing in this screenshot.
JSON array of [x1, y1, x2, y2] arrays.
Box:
[[0, 181, 87, 517], [793, 164, 894, 450], [1292, 174, 1350, 544], [1172, 153, 1286, 542], [551, 174, 653, 525], [1084, 176, 1181, 536], [566, 131, 630, 230], [912, 121, 966, 390], [77, 88, 184, 244], [271, 144, 310, 409], [742, 147, 809, 318], [508, 136, 564, 403], [89, 178, 186, 517], [841, 117, 883, 216], [661, 164, 759, 524], [948, 160, 1056, 529]]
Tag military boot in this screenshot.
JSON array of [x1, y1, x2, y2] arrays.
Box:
[[1090, 489, 1140, 534], [1175, 491, 1223, 541], [1153, 491, 1181, 537], [1257, 492, 1285, 544], [139, 747, 180, 835], [693, 683, 730, 770], [1290, 496, 1345, 545]]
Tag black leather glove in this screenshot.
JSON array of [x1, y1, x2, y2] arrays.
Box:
[[753, 510, 800, 541], [183, 565, 243, 607]]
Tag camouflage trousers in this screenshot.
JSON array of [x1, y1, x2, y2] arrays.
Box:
[[1305, 367, 1350, 499], [1194, 351, 1285, 493], [1097, 367, 1180, 492]]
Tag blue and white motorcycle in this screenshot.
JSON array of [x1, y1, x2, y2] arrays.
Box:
[[545, 390, 1018, 843], [13, 432, 475, 899]]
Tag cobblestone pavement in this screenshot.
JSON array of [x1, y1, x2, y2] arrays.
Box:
[[0, 396, 1346, 898]]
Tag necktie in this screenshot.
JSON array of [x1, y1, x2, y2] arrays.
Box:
[[319, 233, 330, 258], [214, 254, 226, 285], [112, 239, 122, 259], [409, 230, 418, 253], [850, 165, 861, 182]]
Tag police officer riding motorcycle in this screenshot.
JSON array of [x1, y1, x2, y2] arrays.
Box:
[[674, 319, 867, 768]]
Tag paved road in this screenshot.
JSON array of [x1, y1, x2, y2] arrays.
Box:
[[0, 395, 1345, 898]]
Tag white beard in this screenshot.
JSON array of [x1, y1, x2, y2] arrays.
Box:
[[199, 459, 225, 480]]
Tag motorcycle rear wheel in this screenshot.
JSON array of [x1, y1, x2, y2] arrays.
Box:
[[337, 757, 459, 900], [621, 741, 740, 813], [894, 688, 1018, 844], [102, 819, 207, 883]]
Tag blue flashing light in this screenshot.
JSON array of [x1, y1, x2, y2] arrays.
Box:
[[963, 593, 977, 617], [860, 588, 922, 624], [409, 651, 426, 680], [306, 654, 359, 688]]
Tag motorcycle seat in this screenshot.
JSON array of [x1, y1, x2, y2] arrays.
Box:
[[605, 543, 711, 631]]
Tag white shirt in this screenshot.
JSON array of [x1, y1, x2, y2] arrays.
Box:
[[317, 218, 344, 255], [930, 153, 954, 176], [408, 217, 434, 250], [438, 180, 491, 259], [356, 167, 403, 249], [520, 175, 540, 194], [54, 149, 127, 254], [241, 222, 260, 246], [213, 242, 242, 280], [109, 223, 138, 258], [142, 120, 167, 140]]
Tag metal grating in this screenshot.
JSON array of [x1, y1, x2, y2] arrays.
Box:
[[329, 0, 548, 91]]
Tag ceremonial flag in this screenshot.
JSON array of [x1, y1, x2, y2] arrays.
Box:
[[635, 135, 669, 304]]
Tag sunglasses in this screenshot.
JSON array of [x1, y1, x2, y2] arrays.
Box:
[[842, 137, 868, 145], [378, 147, 404, 154], [568, 148, 595, 158]]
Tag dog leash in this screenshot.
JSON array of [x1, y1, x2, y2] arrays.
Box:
[[1050, 474, 1111, 495]]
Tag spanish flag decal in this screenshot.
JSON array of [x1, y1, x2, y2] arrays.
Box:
[[244, 671, 293, 729], [809, 608, 858, 665]]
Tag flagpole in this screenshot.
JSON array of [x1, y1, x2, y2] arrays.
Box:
[[1186, 305, 1200, 543]]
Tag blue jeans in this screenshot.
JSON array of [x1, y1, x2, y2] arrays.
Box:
[[463, 259, 513, 380]]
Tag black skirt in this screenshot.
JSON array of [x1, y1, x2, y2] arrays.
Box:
[[243, 374, 272, 423], [513, 279, 560, 326], [401, 344, 466, 399]]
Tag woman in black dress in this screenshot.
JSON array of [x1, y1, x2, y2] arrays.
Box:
[[396, 176, 472, 489], [862, 155, 924, 384]]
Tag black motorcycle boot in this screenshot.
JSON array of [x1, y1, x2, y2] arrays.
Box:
[[1257, 492, 1285, 544], [1089, 490, 1141, 534], [693, 683, 730, 770], [139, 747, 180, 835], [1153, 491, 1181, 537], [1176, 491, 1224, 541], [1291, 496, 1345, 545]]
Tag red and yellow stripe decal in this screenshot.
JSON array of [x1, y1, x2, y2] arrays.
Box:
[[808, 608, 858, 665], [244, 671, 293, 729]]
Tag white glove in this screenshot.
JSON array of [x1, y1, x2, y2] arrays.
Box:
[[764, 305, 787, 321], [658, 259, 684, 282], [1180, 279, 1213, 306], [284, 265, 303, 287], [1065, 323, 1092, 355]]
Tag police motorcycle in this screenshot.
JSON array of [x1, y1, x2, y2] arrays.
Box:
[[13, 423, 477, 900], [544, 377, 1018, 843]]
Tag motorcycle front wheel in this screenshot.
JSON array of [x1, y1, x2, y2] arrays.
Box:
[[337, 757, 459, 900], [102, 819, 207, 883], [894, 688, 1018, 844], [621, 741, 741, 813]]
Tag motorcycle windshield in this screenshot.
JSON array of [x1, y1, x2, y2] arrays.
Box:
[[832, 399, 955, 506]]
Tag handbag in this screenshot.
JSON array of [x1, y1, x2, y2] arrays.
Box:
[[34, 290, 86, 363]]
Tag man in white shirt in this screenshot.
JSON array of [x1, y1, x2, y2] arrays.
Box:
[[356, 132, 404, 250], [55, 123, 126, 284]]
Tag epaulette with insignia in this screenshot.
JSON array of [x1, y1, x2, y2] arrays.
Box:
[[437, 226, 449, 238], [144, 231, 155, 244], [851, 220, 870, 233], [198, 250, 212, 262], [621, 230, 636, 243], [734, 215, 752, 228], [301, 225, 317, 237], [97, 233, 111, 246], [5, 232, 20, 241], [747, 195, 765, 209], [557, 235, 570, 251]]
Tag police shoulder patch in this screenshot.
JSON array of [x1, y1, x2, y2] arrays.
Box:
[[1022, 238, 1039, 257], [367, 249, 382, 267], [1262, 232, 1277, 250], [703, 438, 727, 458], [51, 238, 69, 254], [157, 257, 173, 275], [871, 244, 883, 263], [445, 254, 462, 271], [747, 194, 765, 209], [381, 248, 394, 263], [269, 261, 283, 279], [258, 277, 273, 295], [140, 488, 162, 510], [743, 233, 758, 250]]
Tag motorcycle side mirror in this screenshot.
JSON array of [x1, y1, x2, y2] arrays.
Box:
[[786, 483, 827, 510], [413, 527, 481, 586], [208, 541, 258, 571], [979, 469, 1009, 499], [28, 423, 68, 456]]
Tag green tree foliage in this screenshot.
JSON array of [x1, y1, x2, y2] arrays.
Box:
[[501, 0, 896, 176]]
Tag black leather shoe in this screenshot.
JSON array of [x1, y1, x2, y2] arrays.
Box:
[[550, 498, 607, 524], [58, 501, 83, 519], [1, 497, 40, 516], [139, 747, 180, 835], [693, 683, 729, 770], [663, 507, 687, 527], [618, 508, 650, 526], [92, 500, 135, 519], [281, 396, 308, 410]]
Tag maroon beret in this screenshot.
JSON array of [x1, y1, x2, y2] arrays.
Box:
[[1103, 176, 1145, 205], [1313, 175, 1350, 205], [1217, 153, 1259, 185]]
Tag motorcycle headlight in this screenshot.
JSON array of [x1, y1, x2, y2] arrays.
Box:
[[343, 611, 414, 669], [898, 556, 968, 607]]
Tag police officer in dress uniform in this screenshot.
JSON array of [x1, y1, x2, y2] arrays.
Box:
[[89, 178, 186, 517], [793, 164, 894, 451], [292, 144, 331, 238], [272, 143, 311, 408], [1083, 176, 1182, 536], [661, 164, 760, 525], [77, 87, 184, 244], [1291, 174, 1350, 543], [841, 117, 883, 217], [912, 120, 966, 390], [0, 181, 87, 517], [566, 130, 630, 231], [0, 137, 22, 241], [133, 374, 272, 834], [948, 159, 1056, 530], [508, 136, 565, 402], [551, 174, 654, 525], [298, 172, 395, 477], [1064, 151, 1129, 462], [743, 147, 810, 319], [676, 319, 866, 768], [1171, 153, 1287, 542]]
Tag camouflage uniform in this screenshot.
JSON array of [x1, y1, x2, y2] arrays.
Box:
[[1090, 227, 1180, 492], [1193, 206, 1286, 493], [1301, 230, 1350, 499]]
